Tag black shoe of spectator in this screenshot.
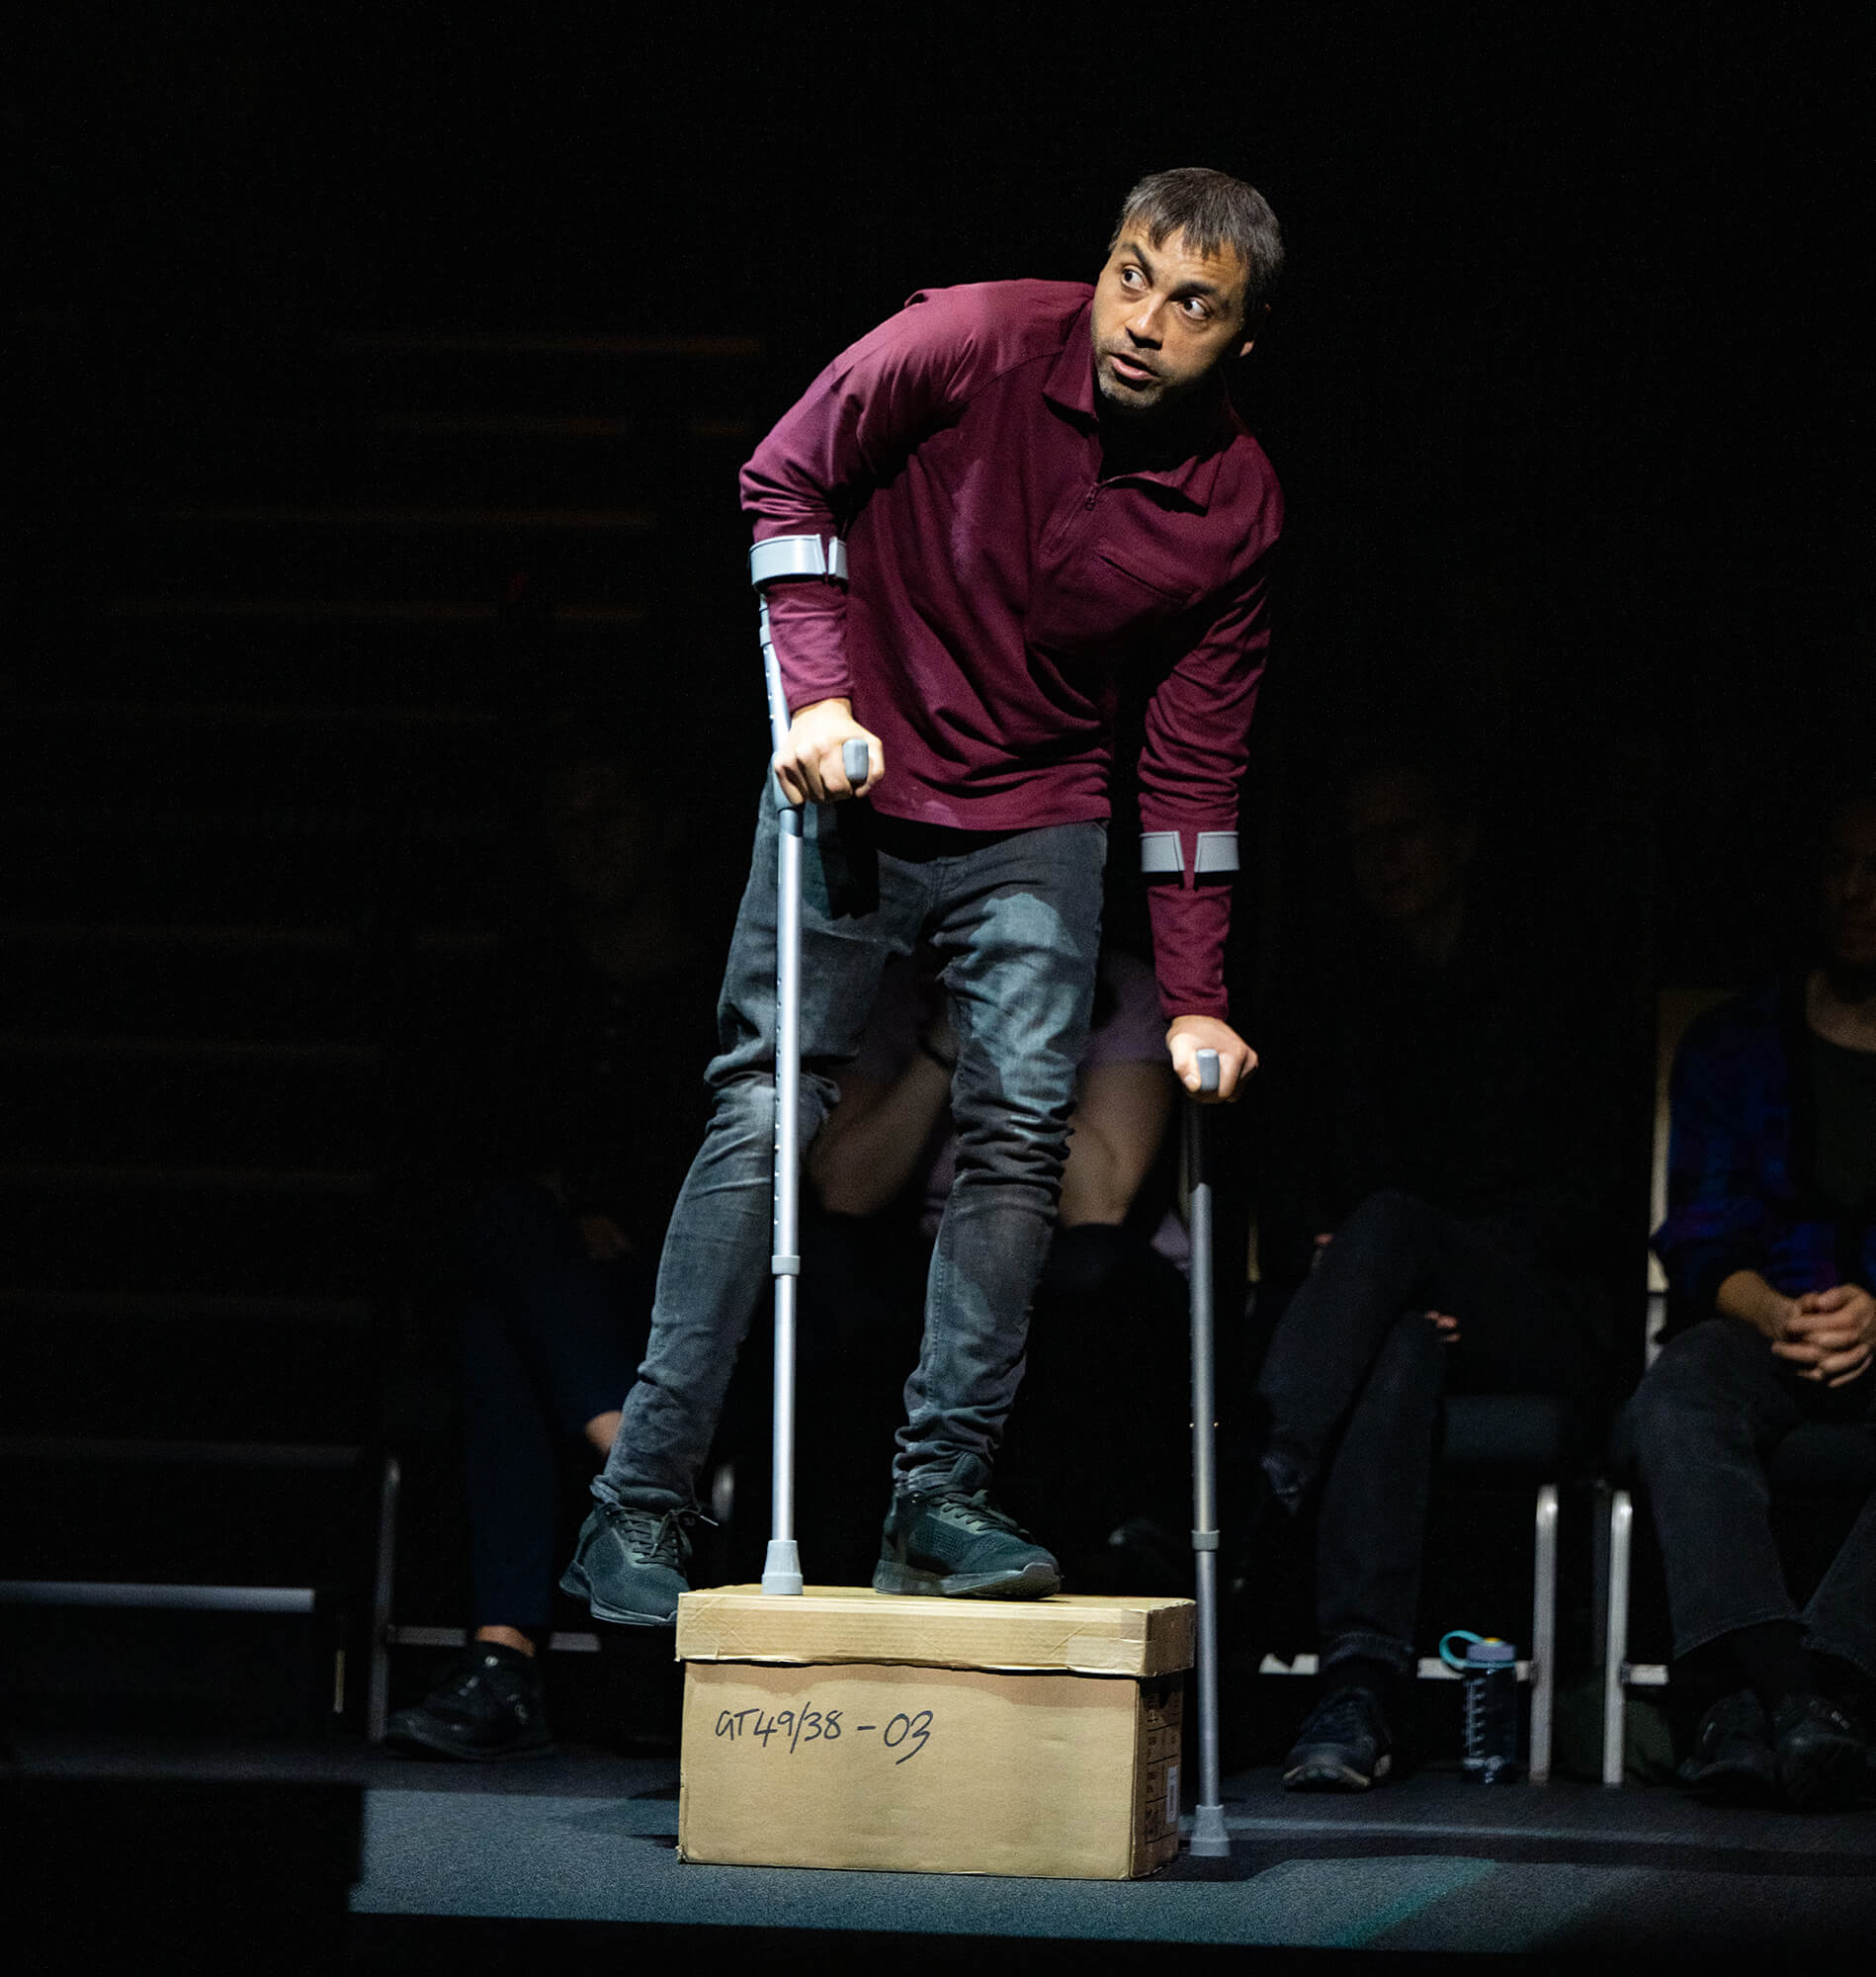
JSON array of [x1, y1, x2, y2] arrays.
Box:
[[1282, 1684, 1393, 1791], [1105, 1515, 1190, 1594], [1677, 1688, 1778, 1803], [1771, 1691, 1866, 1811], [386, 1642, 553, 1762]]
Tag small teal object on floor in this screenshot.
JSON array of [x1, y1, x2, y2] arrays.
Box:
[[1441, 1629, 1522, 1784]]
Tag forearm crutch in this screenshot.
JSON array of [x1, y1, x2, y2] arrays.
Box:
[[1186, 1046, 1231, 1855], [751, 536, 864, 1597]]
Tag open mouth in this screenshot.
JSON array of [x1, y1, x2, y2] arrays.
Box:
[[1106, 351, 1158, 387]]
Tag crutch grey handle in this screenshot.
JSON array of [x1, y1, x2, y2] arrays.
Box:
[[771, 736, 874, 813], [1196, 1047, 1221, 1094]]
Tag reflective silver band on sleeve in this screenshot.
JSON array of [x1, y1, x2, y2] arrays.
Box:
[[1194, 831, 1239, 874], [1141, 831, 1183, 876], [749, 536, 849, 587]]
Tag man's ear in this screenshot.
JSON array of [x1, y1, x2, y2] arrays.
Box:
[[1236, 302, 1271, 360]]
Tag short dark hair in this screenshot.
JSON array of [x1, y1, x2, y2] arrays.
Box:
[[1110, 168, 1285, 312]]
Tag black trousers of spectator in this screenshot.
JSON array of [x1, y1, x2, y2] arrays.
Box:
[[789, 1208, 931, 1586], [1255, 1189, 1584, 1677], [1623, 1316, 1876, 1684], [998, 1221, 1194, 1591], [458, 1181, 646, 1629]]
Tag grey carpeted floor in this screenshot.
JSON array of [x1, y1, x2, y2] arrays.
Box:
[[16, 1733, 1876, 1956]]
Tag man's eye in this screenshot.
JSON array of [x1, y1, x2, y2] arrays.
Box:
[[1181, 299, 1210, 319]]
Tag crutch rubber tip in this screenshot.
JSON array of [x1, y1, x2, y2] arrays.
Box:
[[1196, 1048, 1221, 1094], [760, 1538, 805, 1597], [1188, 1806, 1232, 1857], [841, 737, 870, 790]]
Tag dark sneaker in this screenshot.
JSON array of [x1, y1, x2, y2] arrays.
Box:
[[559, 1503, 696, 1626], [872, 1490, 1062, 1598], [1772, 1691, 1866, 1812], [1283, 1684, 1393, 1791], [1678, 1688, 1778, 1803], [385, 1642, 552, 1762]]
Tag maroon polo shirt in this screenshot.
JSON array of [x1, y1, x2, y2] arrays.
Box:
[[741, 279, 1283, 1019]]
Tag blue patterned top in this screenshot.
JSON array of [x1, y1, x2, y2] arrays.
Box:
[[1654, 978, 1876, 1321]]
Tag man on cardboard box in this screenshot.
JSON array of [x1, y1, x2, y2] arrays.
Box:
[[560, 167, 1285, 1623]]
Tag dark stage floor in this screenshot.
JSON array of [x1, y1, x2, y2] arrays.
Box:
[[9, 1731, 1876, 1967]]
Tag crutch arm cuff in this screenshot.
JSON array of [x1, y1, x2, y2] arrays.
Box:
[[1141, 828, 1239, 888], [750, 535, 849, 587]]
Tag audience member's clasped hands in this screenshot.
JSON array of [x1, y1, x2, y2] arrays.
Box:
[[1773, 1285, 1876, 1387]]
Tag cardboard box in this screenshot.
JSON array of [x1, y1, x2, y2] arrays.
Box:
[[676, 1587, 1192, 1879]]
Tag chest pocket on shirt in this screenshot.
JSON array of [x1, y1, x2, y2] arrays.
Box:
[[1029, 545, 1196, 659]]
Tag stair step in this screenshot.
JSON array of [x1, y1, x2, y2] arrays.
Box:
[[250, 416, 756, 506], [373, 412, 756, 436], [0, 1436, 367, 1467], [101, 504, 664, 607], [0, 1290, 371, 1326], [0, 924, 376, 1041], [157, 406, 760, 510], [322, 331, 767, 421], [335, 331, 764, 356], [0, 1162, 377, 1192], [1, 1458, 377, 1582], [150, 505, 658, 528], [7, 806, 501, 924], [4, 1036, 386, 1166], [9, 702, 505, 811], [2, 1166, 381, 1297], [0, 1297, 377, 1442], [96, 595, 651, 626], [51, 599, 745, 709]]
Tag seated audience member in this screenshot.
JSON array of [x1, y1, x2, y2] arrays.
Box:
[[1623, 778, 1876, 1810], [388, 742, 713, 1760], [799, 941, 1192, 1588], [1251, 749, 1618, 1791]]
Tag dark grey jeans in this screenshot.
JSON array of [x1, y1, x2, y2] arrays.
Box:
[[1624, 1316, 1876, 1682], [592, 792, 1107, 1514]]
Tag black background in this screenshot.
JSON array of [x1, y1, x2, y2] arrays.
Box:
[[12, 5, 1875, 979], [6, 1, 1874, 1741]]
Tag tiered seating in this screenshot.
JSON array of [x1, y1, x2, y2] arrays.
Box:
[[0, 319, 766, 1737]]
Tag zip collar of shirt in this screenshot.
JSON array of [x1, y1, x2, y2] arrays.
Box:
[[1040, 301, 1243, 514]]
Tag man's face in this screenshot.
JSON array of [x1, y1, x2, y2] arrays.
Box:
[[1821, 799, 1876, 975], [1091, 224, 1256, 420], [1343, 769, 1474, 929]]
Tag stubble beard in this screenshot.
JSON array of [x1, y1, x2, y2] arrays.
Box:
[[1095, 351, 1169, 420]]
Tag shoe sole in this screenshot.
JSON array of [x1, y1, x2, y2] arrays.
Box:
[[871, 1560, 1062, 1599], [557, 1564, 679, 1628], [1282, 1750, 1391, 1792]]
